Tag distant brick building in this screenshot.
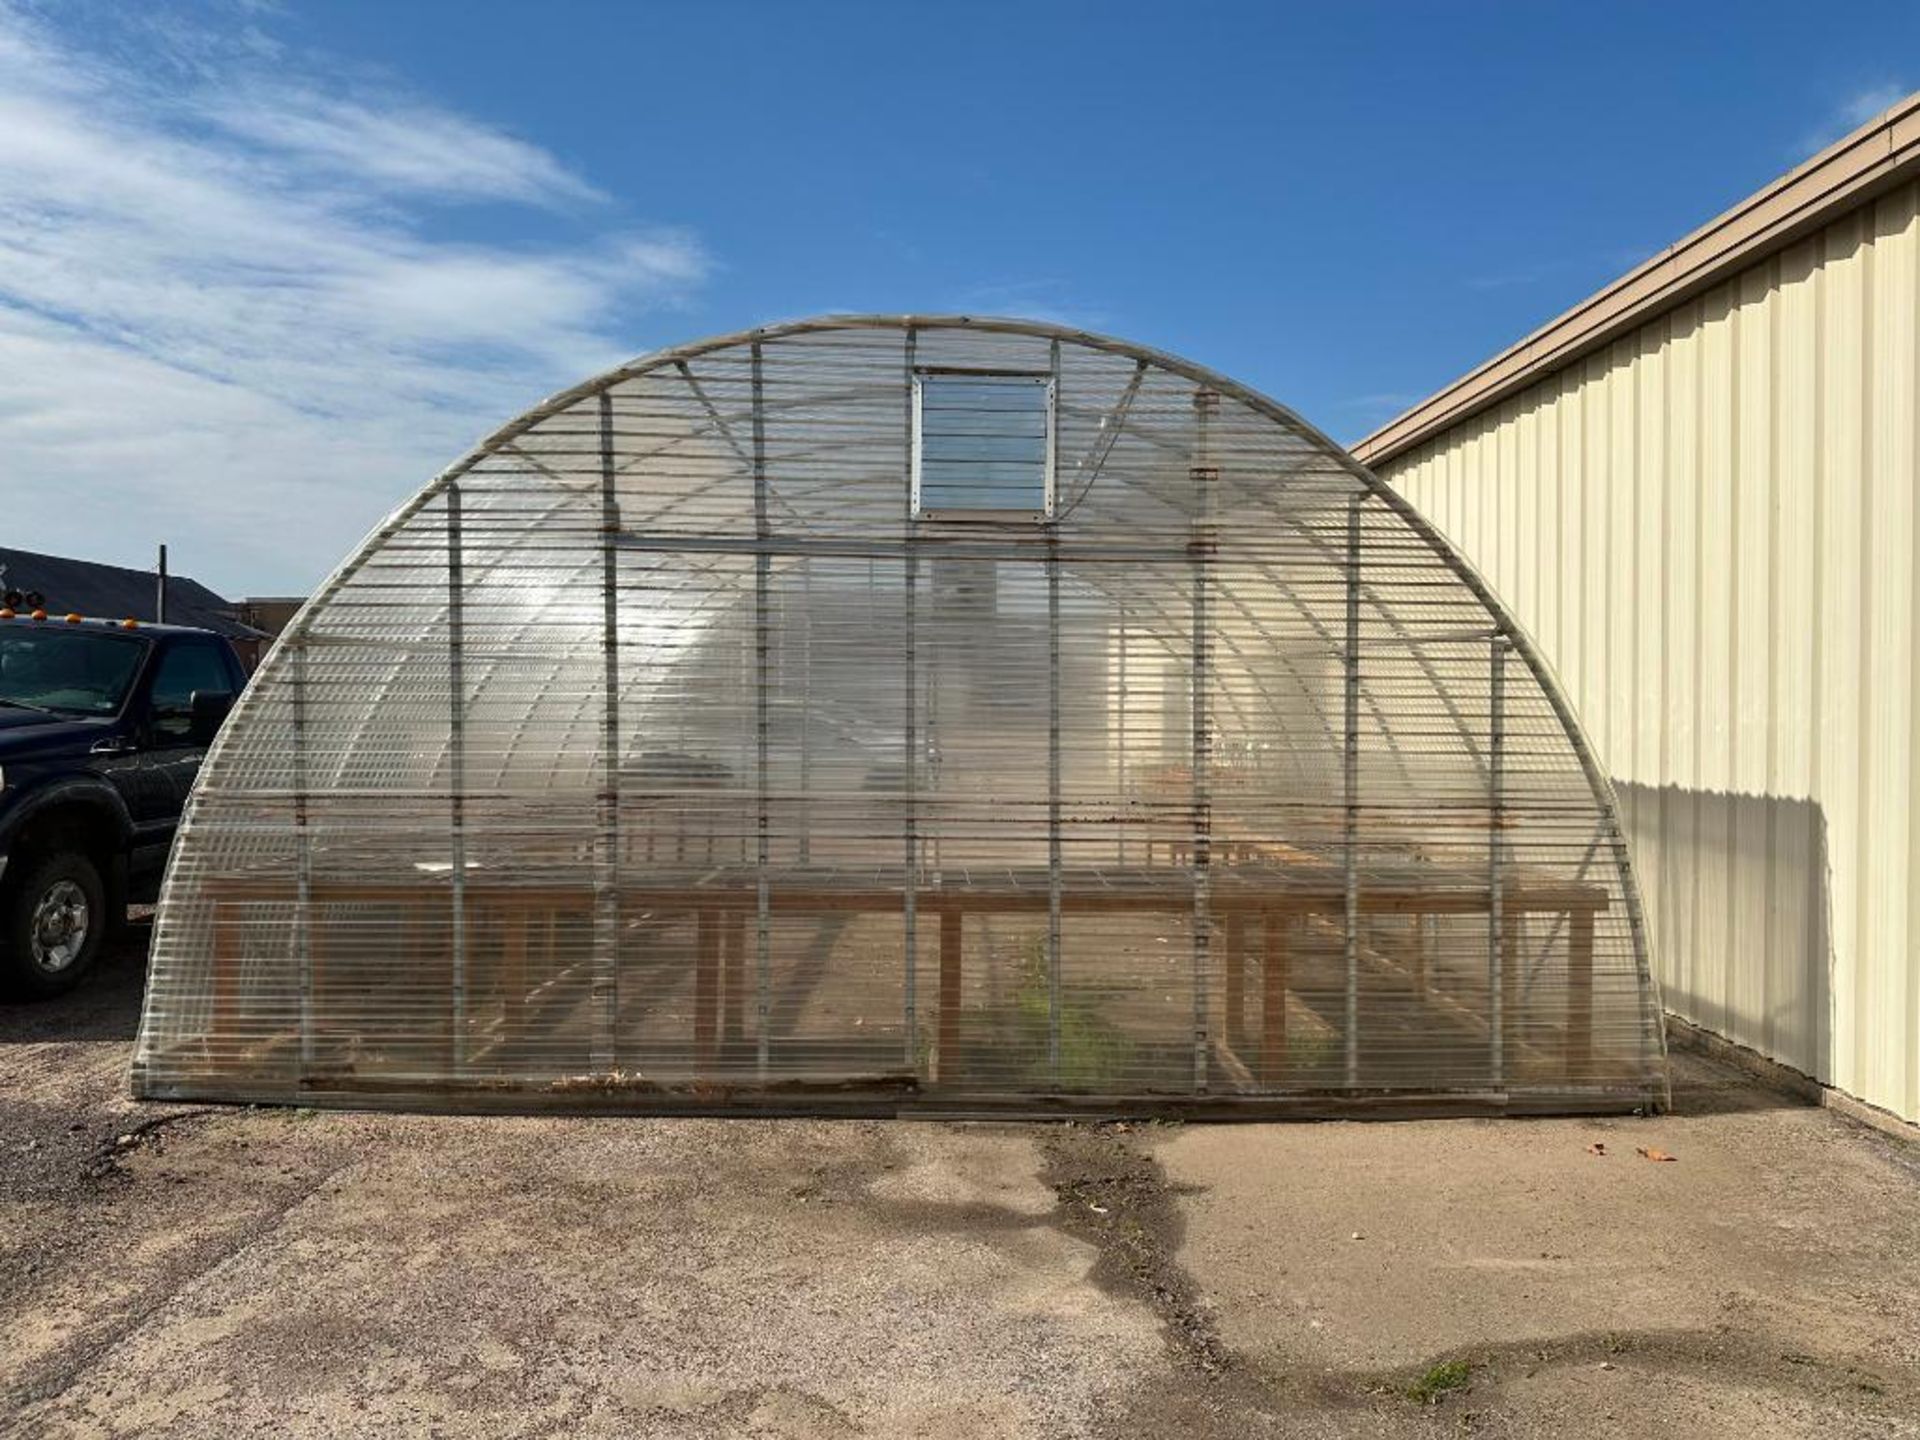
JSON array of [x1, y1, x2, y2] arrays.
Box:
[[231, 596, 305, 642]]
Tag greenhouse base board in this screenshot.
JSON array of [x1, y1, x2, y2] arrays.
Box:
[[130, 1067, 1664, 1121]]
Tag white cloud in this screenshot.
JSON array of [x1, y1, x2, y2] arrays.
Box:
[[0, 2, 710, 595], [1794, 83, 1907, 160], [204, 87, 608, 207]]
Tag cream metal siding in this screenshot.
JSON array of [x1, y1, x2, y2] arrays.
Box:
[[1383, 179, 1920, 1122]]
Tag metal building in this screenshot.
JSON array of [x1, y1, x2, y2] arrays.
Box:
[[1358, 96, 1920, 1125], [134, 317, 1664, 1115]]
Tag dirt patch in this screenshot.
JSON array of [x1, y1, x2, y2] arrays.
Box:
[[1037, 1123, 1395, 1439], [1039, 1121, 1226, 1374]]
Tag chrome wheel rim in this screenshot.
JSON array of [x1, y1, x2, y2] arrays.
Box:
[[29, 879, 89, 973]]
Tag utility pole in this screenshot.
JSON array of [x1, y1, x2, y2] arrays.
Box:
[[156, 543, 168, 624]]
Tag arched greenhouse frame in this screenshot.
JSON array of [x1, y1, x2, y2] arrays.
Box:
[[134, 316, 1667, 1115]]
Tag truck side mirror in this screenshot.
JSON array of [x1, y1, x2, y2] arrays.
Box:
[[188, 690, 234, 744]]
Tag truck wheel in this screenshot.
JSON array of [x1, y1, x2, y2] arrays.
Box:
[[0, 851, 107, 999]]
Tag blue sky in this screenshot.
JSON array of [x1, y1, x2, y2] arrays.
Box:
[[2, 0, 1913, 594]]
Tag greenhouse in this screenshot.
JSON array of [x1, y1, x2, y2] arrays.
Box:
[[133, 315, 1666, 1115]]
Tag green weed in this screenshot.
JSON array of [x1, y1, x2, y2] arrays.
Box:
[[1408, 1359, 1473, 1405]]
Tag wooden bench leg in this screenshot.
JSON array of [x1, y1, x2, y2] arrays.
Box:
[[211, 903, 237, 1069], [1500, 910, 1520, 1075], [1261, 910, 1289, 1085], [410, 900, 452, 1066], [503, 906, 529, 1046], [308, 906, 327, 1068], [937, 908, 963, 1085], [722, 911, 746, 1044], [1567, 906, 1594, 1080], [695, 909, 719, 1071], [1224, 911, 1246, 1050]]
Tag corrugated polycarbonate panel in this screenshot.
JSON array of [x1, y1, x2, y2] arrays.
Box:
[[135, 316, 1664, 1115], [1385, 181, 1920, 1125]]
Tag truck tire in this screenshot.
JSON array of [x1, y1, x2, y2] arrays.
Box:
[[0, 851, 107, 999]]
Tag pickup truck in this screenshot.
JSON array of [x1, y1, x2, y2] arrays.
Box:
[[0, 614, 244, 997]]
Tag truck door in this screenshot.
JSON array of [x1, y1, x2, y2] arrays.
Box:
[[140, 639, 237, 829]]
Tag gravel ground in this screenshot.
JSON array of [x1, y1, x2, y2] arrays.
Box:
[[3, 926, 1918, 1438]]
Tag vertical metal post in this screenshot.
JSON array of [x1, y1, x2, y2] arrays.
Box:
[[155, 543, 168, 625], [751, 342, 773, 1080], [291, 635, 313, 1073], [1343, 495, 1362, 1089], [1046, 338, 1064, 1084], [446, 483, 468, 1072], [1190, 387, 1218, 1093], [592, 390, 621, 1070], [798, 556, 812, 866], [1488, 633, 1508, 1086], [902, 327, 920, 1070], [1116, 614, 1128, 866], [1619, 810, 1662, 1100]]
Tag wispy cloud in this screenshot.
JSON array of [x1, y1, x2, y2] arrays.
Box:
[[1793, 82, 1907, 160], [203, 87, 609, 207], [0, 2, 710, 594]]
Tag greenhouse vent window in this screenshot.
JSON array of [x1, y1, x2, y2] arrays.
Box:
[[911, 370, 1055, 520]]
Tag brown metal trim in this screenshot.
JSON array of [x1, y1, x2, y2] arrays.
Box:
[[132, 1072, 1664, 1121], [1354, 91, 1920, 468]]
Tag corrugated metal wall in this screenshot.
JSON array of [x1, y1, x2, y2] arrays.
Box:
[[1383, 178, 1920, 1123]]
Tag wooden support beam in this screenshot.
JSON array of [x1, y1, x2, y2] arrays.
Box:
[[723, 911, 746, 1044], [1261, 910, 1289, 1085], [1567, 906, 1595, 1079], [695, 909, 720, 1070], [938, 907, 963, 1085], [211, 904, 237, 1069], [1500, 911, 1520, 1078], [1224, 911, 1246, 1048], [503, 907, 530, 1044], [1413, 913, 1432, 999]]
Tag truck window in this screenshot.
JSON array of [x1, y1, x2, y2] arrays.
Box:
[[149, 643, 232, 740], [0, 628, 148, 716]]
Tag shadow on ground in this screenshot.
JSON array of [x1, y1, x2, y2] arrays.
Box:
[[0, 920, 150, 1048]]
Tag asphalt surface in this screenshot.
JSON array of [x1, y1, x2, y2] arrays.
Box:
[[3, 926, 1918, 1438]]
